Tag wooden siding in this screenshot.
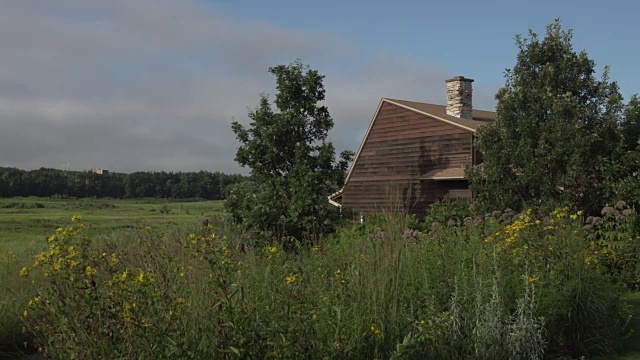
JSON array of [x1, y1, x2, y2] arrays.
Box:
[[342, 101, 474, 218]]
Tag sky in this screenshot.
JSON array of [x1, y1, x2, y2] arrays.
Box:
[[1, 0, 639, 174]]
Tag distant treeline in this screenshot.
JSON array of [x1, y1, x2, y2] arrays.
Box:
[[0, 167, 249, 199]]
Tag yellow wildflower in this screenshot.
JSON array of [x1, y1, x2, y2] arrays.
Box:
[[285, 274, 298, 284], [52, 260, 62, 272], [19, 267, 29, 277], [135, 270, 154, 285], [67, 245, 78, 256], [71, 215, 82, 223], [108, 253, 119, 266], [85, 266, 96, 277], [188, 233, 198, 244], [136, 270, 145, 284], [370, 324, 383, 337], [552, 207, 568, 218], [266, 246, 278, 254]]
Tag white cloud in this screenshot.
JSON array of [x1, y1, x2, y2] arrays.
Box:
[[0, 0, 497, 173]]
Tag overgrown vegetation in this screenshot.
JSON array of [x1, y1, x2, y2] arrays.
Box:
[[6, 207, 636, 359]]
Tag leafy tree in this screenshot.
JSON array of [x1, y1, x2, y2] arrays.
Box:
[[226, 60, 353, 243], [621, 95, 640, 150], [605, 96, 640, 205], [467, 19, 624, 214], [0, 166, 245, 200]]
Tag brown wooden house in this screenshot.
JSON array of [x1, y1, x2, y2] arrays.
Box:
[[329, 76, 496, 219]]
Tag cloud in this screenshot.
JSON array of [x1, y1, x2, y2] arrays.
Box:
[[0, 0, 497, 173]]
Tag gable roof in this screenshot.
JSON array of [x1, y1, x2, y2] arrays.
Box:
[[329, 98, 496, 207], [343, 98, 496, 184]]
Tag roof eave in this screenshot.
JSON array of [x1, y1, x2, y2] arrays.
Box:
[[328, 189, 343, 208], [420, 176, 467, 180]]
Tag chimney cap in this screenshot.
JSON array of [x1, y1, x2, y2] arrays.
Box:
[[446, 75, 474, 83]]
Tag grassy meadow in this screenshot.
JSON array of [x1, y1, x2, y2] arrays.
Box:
[[1, 198, 639, 359], [0, 197, 224, 252], [0, 197, 223, 359]]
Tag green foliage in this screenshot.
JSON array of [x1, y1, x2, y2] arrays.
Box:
[[9, 209, 636, 359], [0, 166, 248, 200], [622, 95, 640, 151], [467, 19, 624, 214], [19, 219, 201, 358], [0, 250, 32, 358], [158, 204, 171, 214], [480, 207, 631, 357], [226, 60, 353, 243], [423, 200, 472, 230], [0, 197, 225, 254], [605, 97, 640, 206], [590, 202, 640, 290], [0, 201, 45, 209]]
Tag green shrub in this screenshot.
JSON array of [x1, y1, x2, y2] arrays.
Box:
[[587, 201, 640, 290], [423, 200, 472, 230], [0, 201, 45, 209]]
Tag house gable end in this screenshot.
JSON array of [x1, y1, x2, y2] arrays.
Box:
[[343, 99, 475, 185], [339, 100, 475, 217]]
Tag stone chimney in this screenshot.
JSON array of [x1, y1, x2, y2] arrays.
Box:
[[445, 76, 474, 119]]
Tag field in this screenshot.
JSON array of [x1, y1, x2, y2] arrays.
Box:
[[0, 197, 223, 359], [0, 197, 224, 253], [1, 198, 639, 359]]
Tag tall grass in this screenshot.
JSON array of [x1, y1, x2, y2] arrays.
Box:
[[0, 250, 34, 358], [11, 209, 634, 359]]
